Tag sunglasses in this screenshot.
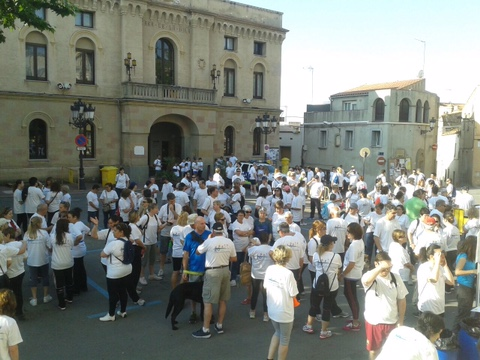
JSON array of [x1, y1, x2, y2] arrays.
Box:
[[219, 218, 226, 221]]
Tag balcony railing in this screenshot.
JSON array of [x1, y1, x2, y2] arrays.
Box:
[[122, 82, 216, 104]]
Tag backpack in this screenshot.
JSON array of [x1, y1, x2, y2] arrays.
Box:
[[141, 214, 159, 243], [333, 175, 339, 185], [112, 239, 135, 265], [239, 194, 246, 210], [342, 212, 361, 223], [366, 272, 398, 294], [321, 202, 330, 220], [314, 255, 335, 296]]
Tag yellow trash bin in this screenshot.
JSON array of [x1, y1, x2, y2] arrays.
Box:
[[281, 158, 290, 175], [100, 166, 118, 187], [454, 208, 465, 234]]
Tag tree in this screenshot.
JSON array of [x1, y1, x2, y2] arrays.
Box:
[[0, 0, 77, 43]]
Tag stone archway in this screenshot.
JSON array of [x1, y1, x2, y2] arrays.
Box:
[[148, 114, 200, 169]]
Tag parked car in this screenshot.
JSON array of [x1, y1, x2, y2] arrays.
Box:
[[239, 162, 276, 183]]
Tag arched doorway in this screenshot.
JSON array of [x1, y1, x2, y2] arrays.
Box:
[[148, 122, 183, 169]]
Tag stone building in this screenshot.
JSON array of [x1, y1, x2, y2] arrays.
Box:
[[303, 79, 439, 186], [0, 0, 286, 183]]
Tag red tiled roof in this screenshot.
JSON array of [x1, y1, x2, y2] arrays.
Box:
[[332, 79, 424, 97]]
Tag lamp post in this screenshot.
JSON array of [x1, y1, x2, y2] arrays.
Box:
[[124, 52, 136, 82], [420, 117, 436, 135], [255, 114, 277, 163], [70, 99, 95, 190], [210, 64, 221, 90]]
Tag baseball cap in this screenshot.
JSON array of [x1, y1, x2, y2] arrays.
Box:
[[212, 222, 224, 232], [423, 216, 436, 225], [349, 203, 358, 209], [187, 214, 198, 225], [320, 235, 337, 246], [284, 185, 291, 192]]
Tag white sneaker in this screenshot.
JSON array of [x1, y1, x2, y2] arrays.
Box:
[[43, 295, 53, 304], [158, 269, 164, 277], [230, 280, 237, 287], [149, 274, 162, 281], [30, 298, 37, 306], [135, 299, 145, 306], [99, 313, 115, 322], [139, 277, 147, 285], [116, 311, 127, 318]]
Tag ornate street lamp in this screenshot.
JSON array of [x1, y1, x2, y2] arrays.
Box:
[[70, 99, 95, 190], [210, 64, 221, 90], [255, 114, 277, 162], [124, 52, 136, 82]]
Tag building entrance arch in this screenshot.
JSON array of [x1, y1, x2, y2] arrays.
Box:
[[148, 114, 199, 170]]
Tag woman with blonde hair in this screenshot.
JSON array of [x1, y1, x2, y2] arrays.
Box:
[[307, 220, 327, 282], [25, 216, 52, 306], [170, 211, 189, 288], [0, 289, 23, 359], [264, 245, 298, 360]]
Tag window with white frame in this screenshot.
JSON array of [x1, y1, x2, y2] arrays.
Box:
[[319, 130, 327, 148], [343, 102, 357, 111], [371, 130, 382, 147], [345, 130, 354, 149]]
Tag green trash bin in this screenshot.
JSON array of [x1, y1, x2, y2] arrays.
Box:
[[100, 166, 118, 187]]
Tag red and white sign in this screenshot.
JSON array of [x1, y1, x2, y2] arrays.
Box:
[[75, 134, 88, 147], [377, 156, 386, 166]]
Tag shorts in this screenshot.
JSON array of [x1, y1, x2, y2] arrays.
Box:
[[88, 211, 99, 222], [271, 320, 294, 346], [250, 179, 257, 185], [141, 244, 156, 267], [202, 267, 230, 304], [158, 236, 170, 255], [365, 321, 397, 351], [172, 257, 182, 271], [29, 264, 50, 287]]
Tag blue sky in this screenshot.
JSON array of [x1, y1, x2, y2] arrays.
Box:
[[239, 0, 480, 121]]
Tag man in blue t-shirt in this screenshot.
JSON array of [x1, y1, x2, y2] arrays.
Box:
[[182, 216, 211, 323]]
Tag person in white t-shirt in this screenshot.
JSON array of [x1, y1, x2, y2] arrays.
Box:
[[264, 245, 298, 360], [115, 167, 130, 198], [99, 223, 133, 321], [136, 203, 161, 285], [388, 230, 414, 284], [362, 252, 408, 359], [170, 212, 188, 289], [86, 184, 100, 233], [0, 289, 23, 360], [373, 205, 401, 253], [302, 235, 342, 339], [247, 233, 273, 321], [160, 179, 175, 206], [25, 177, 45, 217], [417, 244, 454, 315], [153, 155, 162, 177], [249, 164, 258, 196], [377, 312, 444, 360], [326, 206, 348, 261], [342, 223, 365, 332], [193, 180, 208, 216]]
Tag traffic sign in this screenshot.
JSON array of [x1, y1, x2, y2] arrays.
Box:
[[75, 134, 88, 147], [377, 156, 386, 166], [77, 147, 86, 151], [264, 144, 270, 151]]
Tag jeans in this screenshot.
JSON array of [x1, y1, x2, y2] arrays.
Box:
[[230, 252, 245, 281], [310, 198, 321, 218], [251, 278, 267, 312], [365, 232, 376, 261], [53, 267, 74, 308]]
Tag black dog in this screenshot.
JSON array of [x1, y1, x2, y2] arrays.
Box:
[[165, 282, 204, 330]]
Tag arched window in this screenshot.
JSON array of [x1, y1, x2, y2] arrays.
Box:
[[155, 38, 174, 85], [415, 100, 422, 123], [373, 98, 385, 122], [224, 126, 234, 156], [423, 101, 430, 123], [253, 63, 264, 99], [75, 38, 95, 84], [399, 98, 410, 122], [253, 127, 262, 155], [224, 59, 237, 97], [81, 120, 95, 158], [29, 119, 47, 159], [26, 32, 47, 81]]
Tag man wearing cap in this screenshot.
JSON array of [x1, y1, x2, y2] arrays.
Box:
[[404, 189, 428, 222], [307, 175, 324, 220], [373, 204, 401, 253], [342, 203, 364, 226], [192, 222, 237, 339], [415, 216, 446, 253], [272, 173, 283, 190], [271, 222, 306, 295], [158, 193, 182, 279], [232, 168, 245, 185]]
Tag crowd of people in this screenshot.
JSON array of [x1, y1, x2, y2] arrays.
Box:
[[0, 157, 477, 359]]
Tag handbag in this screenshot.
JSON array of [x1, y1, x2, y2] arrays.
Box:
[[240, 260, 252, 286], [102, 191, 111, 212]]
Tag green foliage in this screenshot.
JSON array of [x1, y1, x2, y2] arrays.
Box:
[[0, 0, 77, 43]]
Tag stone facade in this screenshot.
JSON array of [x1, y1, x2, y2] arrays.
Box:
[[0, 0, 286, 183], [303, 79, 440, 186]]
